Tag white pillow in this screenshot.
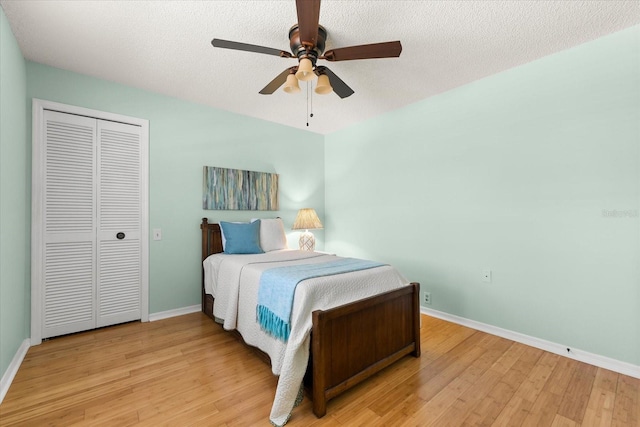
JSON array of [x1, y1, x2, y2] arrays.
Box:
[[252, 218, 288, 252]]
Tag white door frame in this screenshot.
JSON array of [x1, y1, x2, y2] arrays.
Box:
[[31, 98, 149, 344]]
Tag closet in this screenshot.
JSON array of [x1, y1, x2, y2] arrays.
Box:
[[31, 100, 149, 342]]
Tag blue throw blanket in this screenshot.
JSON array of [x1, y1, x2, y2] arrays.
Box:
[[256, 258, 384, 342]]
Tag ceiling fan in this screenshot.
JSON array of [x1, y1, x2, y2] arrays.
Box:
[[211, 0, 402, 99]]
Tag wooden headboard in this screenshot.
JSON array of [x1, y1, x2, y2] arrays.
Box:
[[201, 218, 223, 262], [201, 218, 223, 315]]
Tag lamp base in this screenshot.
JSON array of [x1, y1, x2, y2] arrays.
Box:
[[299, 230, 316, 251]]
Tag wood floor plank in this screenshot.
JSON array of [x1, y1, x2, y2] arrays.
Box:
[[557, 362, 599, 424], [521, 356, 578, 427], [367, 330, 485, 416], [135, 384, 220, 425], [551, 414, 580, 427], [82, 410, 140, 427], [612, 374, 640, 427], [401, 335, 510, 424], [0, 313, 636, 427], [420, 337, 514, 426], [581, 368, 618, 426], [2, 405, 86, 427], [465, 345, 544, 427], [82, 387, 141, 424], [458, 341, 530, 427]]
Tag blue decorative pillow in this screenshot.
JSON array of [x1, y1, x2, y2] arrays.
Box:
[[220, 221, 264, 254]]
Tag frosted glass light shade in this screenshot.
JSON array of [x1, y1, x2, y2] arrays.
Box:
[[283, 74, 301, 93], [315, 74, 332, 95], [295, 58, 315, 81]]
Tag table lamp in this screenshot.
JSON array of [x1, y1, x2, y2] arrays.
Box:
[[292, 208, 323, 251]]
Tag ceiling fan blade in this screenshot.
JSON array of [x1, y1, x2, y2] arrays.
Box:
[[317, 66, 354, 99], [296, 0, 321, 48], [211, 39, 293, 58], [259, 67, 296, 94], [322, 41, 402, 61]]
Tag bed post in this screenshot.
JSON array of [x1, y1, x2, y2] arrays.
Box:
[[312, 310, 328, 417], [201, 218, 209, 314], [201, 218, 223, 319], [201, 217, 209, 259], [411, 282, 421, 357]]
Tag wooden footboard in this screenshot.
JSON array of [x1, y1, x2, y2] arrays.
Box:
[[310, 282, 421, 417]]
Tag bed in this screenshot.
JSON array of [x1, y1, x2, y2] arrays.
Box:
[[200, 218, 421, 425]]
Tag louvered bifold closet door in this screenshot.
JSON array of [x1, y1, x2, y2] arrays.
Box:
[[96, 120, 142, 327], [42, 111, 97, 339]]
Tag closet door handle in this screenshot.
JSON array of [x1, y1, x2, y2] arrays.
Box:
[[116, 232, 125, 240]]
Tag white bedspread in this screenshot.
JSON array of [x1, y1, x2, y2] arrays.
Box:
[[203, 250, 408, 426]]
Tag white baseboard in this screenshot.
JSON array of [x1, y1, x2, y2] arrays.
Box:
[[421, 307, 640, 380], [148, 304, 201, 322], [0, 339, 30, 404]]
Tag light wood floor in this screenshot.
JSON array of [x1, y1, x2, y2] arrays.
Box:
[[1, 313, 638, 426]]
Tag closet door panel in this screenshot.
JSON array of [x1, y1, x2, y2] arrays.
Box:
[[96, 120, 142, 327], [43, 241, 94, 337], [42, 111, 97, 338]]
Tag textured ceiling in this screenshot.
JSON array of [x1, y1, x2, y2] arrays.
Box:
[[2, 0, 639, 134]]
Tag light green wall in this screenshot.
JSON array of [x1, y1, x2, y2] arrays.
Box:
[[326, 26, 640, 366], [0, 7, 29, 379], [25, 63, 325, 314]]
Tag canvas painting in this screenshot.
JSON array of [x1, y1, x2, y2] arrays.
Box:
[[203, 166, 279, 210]]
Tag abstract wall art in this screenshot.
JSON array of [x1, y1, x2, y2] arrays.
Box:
[[203, 166, 279, 210]]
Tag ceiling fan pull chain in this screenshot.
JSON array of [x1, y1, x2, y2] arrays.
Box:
[[310, 80, 314, 119], [304, 80, 315, 127], [306, 82, 309, 127]]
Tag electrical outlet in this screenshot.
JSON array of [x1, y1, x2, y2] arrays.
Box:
[[153, 228, 162, 241], [423, 291, 432, 305], [482, 269, 492, 283]]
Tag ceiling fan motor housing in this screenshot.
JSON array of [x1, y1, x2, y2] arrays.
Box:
[[289, 24, 327, 67]]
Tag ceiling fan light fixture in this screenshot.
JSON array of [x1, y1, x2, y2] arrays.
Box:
[[315, 73, 332, 95], [283, 73, 301, 93], [295, 57, 315, 81]]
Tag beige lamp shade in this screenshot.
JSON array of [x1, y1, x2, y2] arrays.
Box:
[[295, 58, 315, 81], [292, 208, 323, 230], [292, 208, 323, 251], [283, 73, 301, 93], [315, 74, 333, 95]]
